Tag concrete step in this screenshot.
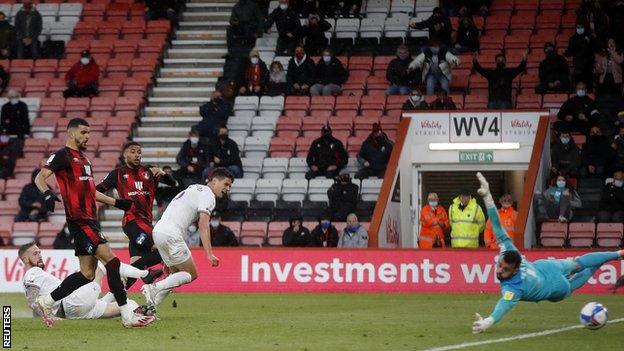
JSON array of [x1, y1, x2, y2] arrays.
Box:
[[171, 39, 228, 48], [147, 97, 208, 107], [167, 48, 227, 59], [134, 136, 188, 145], [163, 58, 226, 69], [141, 116, 201, 126], [175, 30, 227, 40], [182, 12, 231, 21], [137, 126, 192, 137], [141, 146, 183, 157], [160, 67, 222, 78], [145, 106, 200, 116], [142, 157, 178, 167], [185, 2, 236, 10], [179, 21, 230, 31], [152, 86, 214, 98], [156, 77, 219, 87]]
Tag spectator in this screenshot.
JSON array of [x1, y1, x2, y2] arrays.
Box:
[[145, 0, 177, 24], [295, 0, 319, 18], [473, 52, 527, 109], [594, 38, 624, 96], [310, 213, 339, 247], [175, 129, 210, 187], [266, 61, 288, 96], [265, 0, 301, 55], [1, 90, 30, 142], [535, 42, 571, 94], [322, 0, 362, 17], [410, 7, 452, 48], [418, 192, 450, 248], [402, 89, 429, 110], [576, 0, 609, 39], [454, 16, 480, 53], [551, 130, 582, 177], [53, 224, 74, 249], [310, 48, 348, 96], [535, 175, 582, 222], [14, 0, 41, 59], [409, 39, 460, 95], [483, 194, 517, 250], [64, 50, 100, 98], [14, 168, 47, 222], [305, 124, 348, 179], [337, 213, 368, 248], [598, 171, 624, 223], [238, 48, 269, 96], [196, 91, 233, 139], [301, 14, 331, 56], [0, 12, 15, 59], [430, 89, 457, 110], [327, 173, 359, 222], [355, 123, 393, 179], [230, 0, 264, 39], [448, 189, 485, 248], [611, 125, 624, 171], [204, 127, 244, 179], [286, 45, 315, 95], [581, 126, 611, 178], [155, 165, 182, 216], [564, 21, 596, 91], [0, 129, 14, 179], [0, 64, 8, 95], [555, 82, 600, 134], [227, 16, 257, 55], [209, 212, 239, 246], [386, 45, 418, 95], [282, 215, 313, 247]]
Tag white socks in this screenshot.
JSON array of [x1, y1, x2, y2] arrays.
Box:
[[102, 292, 116, 303], [154, 271, 192, 291], [154, 289, 172, 306], [120, 263, 148, 279]]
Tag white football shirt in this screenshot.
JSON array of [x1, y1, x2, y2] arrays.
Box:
[[22, 267, 62, 314], [154, 184, 216, 237]]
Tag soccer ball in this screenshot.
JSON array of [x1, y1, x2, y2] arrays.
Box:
[[580, 302, 608, 330]]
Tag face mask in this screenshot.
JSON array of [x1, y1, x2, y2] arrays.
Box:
[[615, 180, 624, 188], [190, 137, 199, 144], [10, 98, 18, 105], [398, 53, 409, 60], [295, 53, 304, 60], [320, 220, 330, 230], [556, 180, 566, 188], [210, 220, 220, 228], [577, 89, 586, 97], [250, 57, 259, 65], [322, 55, 331, 63], [429, 201, 438, 208], [560, 136, 570, 144], [347, 224, 358, 233], [219, 134, 228, 140], [576, 27, 585, 35], [188, 225, 197, 232], [279, 3, 288, 10], [411, 95, 422, 102], [80, 57, 90, 65]]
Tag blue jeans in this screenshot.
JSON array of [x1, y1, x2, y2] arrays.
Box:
[[16, 38, 39, 59], [426, 72, 450, 95], [203, 165, 244, 180], [386, 85, 411, 95], [487, 100, 512, 109]]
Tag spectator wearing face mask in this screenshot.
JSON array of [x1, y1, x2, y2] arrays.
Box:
[[535, 42, 570, 94], [594, 38, 624, 96], [282, 215, 313, 247], [555, 82, 600, 134], [402, 89, 429, 110], [1, 90, 30, 141], [418, 192, 449, 249], [238, 48, 269, 96], [454, 16, 480, 53], [386, 45, 419, 96], [301, 14, 332, 56], [473, 51, 527, 109], [430, 89, 457, 110], [355, 123, 393, 179], [230, 0, 264, 40], [580, 126, 611, 178], [64, 50, 100, 98], [409, 39, 459, 95], [448, 189, 485, 248], [175, 128, 210, 187], [550, 130, 581, 178], [0, 12, 15, 59], [305, 124, 348, 180], [266, 61, 288, 96], [598, 171, 624, 223], [409, 7, 452, 47], [564, 22, 596, 91], [204, 126, 244, 179], [265, 0, 301, 55], [536, 176, 582, 222], [310, 213, 339, 247], [576, 0, 609, 41], [209, 213, 239, 246], [196, 91, 233, 139], [483, 194, 517, 250], [287, 45, 315, 95], [310, 49, 348, 96], [337, 213, 368, 248], [14, 0, 41, 59], [327, 173, 359, 222]]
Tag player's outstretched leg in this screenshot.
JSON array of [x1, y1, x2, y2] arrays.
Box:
[[568, 250, 624, 292], [142, 259, 195, 308]]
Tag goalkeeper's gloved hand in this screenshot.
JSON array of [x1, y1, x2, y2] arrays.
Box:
[[114, 199, 133, 212], [472, 313, 494, 334]]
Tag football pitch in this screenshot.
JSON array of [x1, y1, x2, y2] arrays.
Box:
[[3, 292, 623, 351]]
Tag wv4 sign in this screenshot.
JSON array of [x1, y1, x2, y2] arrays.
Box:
[[450, 112, 502, 142]]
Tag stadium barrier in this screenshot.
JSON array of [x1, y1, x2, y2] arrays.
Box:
[[2, 249, 623, 294]]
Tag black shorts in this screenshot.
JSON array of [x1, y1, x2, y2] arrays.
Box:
[[123, 220, 154, 258], [68, 220, 106, 256]]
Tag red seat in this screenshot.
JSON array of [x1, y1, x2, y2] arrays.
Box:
[[38, 222, 65, 247], [240, 221, 267, 246], [113, 40, 138, 59], [285, 96, 310, 111], [0, 220, 11, 245], [73, 21, 99, 40], [361, 95, 386, 111], [269, 137, 295, 157], [276, 115, 302, 134], [10, 59, 33, 79], [295, 136, 315, 157], [596, 223, 624, 247], [222, 221, 241, 238], [348, 56, 373, 71], [335, 95, 360, 111], [12, 222, 39, 245], [540, 222, 568, 247], [106, 58, 130, 78], [267, 222, 289, 246], [310, 96, 335, 111], [516, 94, 541, 109], [347, 136, 365, 157], [542, 93, 569, 109], [568, 222, 595, 247], [302, 115, 329, 136], [328, 115, 354, 132]]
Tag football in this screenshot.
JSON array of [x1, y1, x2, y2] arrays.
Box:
[[580, 302, 609, 330]]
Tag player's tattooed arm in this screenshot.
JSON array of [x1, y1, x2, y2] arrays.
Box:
[[25, 284, 42, 313]]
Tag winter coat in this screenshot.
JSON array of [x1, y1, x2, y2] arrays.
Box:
[[357, 134, 393, 172], [197, 99, 233, 138], [65, 59, 100, 88], [14, 9, 41, 39], [306, 135, 348, 170], [207, 137, 243, 169], [176, 140, 210, 170], [538, 53, 570, 86], [337, 225, 368, 248], [310, 224, 339, 247], [409, 47, 459, 81], [282, 225, 313, 247], [264, 7, 301, 38], [594, 51, 624, 84], [581, 135, 611, 167], [286, 55, 316, 85], [474, 60, 526, 104], [327, 181, 359, 214], [230, 0, 264, 35], [314, 57, 349, 85], [599, 183, 624, 213], [550, 139, 581, 175], [386, 56, 419, 86], [1, 100, 30, 138]]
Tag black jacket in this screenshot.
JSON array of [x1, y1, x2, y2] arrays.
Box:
[[314, 57, 348, 85], [264, 7, 301, 38], [474, 60, 526, 103], [599, 183, 624, 213], [430, 97, 457, 110], [402, 99, 429, 110], [327, 181, 359, 213], [306, 135, 348, 170], [287, 55, 316, 85], [18, 182, 45, 213], [207, 137, 243, 170], [557, 95, 598, 122], [301, 19, 332, 55], [176, 140, 210, 170], [231, 0, 264, 35], [581, 135, 611, 167], [456, 23, 480, 52], [310, 224, 339, 247], [53, 225, 74, 249], [0, 20, 15, 53], [357, 134, 393, 172], [551, 139, 581, 176], [282, 226, 313, 247], [538, 52, 570, 86], [386, 56, 418, 86], [210, 225, 239, 246], [0, 100, 29, 138], [14, 9, 41, 39], [197, 98, 233, 138], [412, 14, 452, 47], [564, 33, 595, 69]]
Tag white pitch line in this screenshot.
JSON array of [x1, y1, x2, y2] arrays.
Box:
[[423, 317, 624, 351]]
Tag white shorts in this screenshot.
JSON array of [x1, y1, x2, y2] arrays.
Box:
[[62, 282, 107, 320], [153, 230, 191, 267]]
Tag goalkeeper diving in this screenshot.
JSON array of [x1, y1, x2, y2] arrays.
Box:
[[472, 172, 624, 333]]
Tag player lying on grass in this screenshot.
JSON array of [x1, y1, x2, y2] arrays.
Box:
[[19, 242, 147, 320], [472, 172, 624, 333], [141, 168, 234, 309]]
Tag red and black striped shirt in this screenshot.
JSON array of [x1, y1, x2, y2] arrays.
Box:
[[44, 147, 97, 222]]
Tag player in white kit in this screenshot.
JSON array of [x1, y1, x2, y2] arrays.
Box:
[[19, 242, 146, 320], [141, 168, 234, 308]]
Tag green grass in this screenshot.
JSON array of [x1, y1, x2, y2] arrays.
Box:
[[2, 293, 624, 351]]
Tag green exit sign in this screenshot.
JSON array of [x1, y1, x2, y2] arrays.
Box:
[[459, 151, 494, 163]]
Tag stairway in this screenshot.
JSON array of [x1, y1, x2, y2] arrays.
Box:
[[101, 0, 236, 245]]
